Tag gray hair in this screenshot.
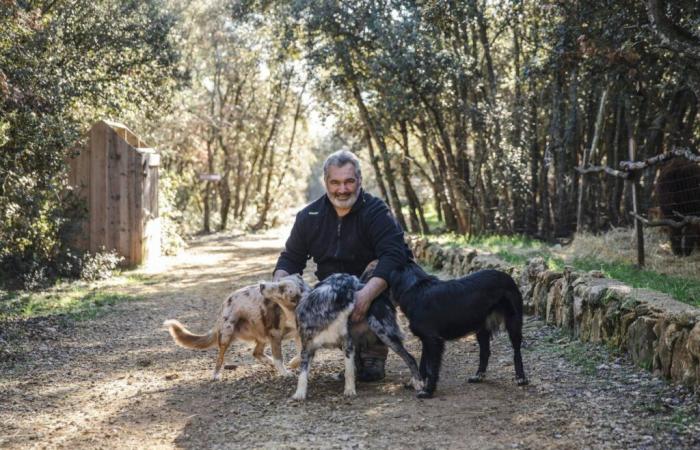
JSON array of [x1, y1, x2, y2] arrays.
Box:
[[322, 149, 362, 180]]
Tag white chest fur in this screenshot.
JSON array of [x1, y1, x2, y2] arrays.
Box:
[[310, 305, 354, 349]]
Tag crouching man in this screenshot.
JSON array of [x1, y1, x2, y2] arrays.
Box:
[[273, 149, 411, 381]]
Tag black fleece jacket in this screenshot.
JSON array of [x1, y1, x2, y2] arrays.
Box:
[[274, 190, 412, 283]]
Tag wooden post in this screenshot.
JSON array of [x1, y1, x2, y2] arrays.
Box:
[[90, 122, 109, 252], [107, 126, 122, 258], [628, 133, 645, 267], [116, 138, 130, 263]]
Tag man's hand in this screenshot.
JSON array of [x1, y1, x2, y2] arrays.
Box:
[[273, 269, 290, 282], [351, 290, 372, 323], [351, 277, 387, 322]]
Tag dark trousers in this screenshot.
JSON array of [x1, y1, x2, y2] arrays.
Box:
[[353, 260, 390, 368], [350, 291, 391, 365]]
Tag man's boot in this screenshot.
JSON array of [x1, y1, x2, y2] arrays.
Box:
[[335, 325, 388, 382], [356, 339, 388, 382]]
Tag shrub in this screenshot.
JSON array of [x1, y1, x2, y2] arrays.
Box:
[[79, 250, 124, 282]]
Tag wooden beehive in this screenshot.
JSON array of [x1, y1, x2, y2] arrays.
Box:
[[67, 120, 160, 266]]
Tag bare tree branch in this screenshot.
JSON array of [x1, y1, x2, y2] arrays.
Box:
[[619, 147, 700, 171], [631, 211, 700, 228], [646, 0, 700, 61], [575, 165, 629, 179]]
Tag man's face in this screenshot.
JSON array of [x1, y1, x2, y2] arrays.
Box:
[[325, 163, 361, 210]]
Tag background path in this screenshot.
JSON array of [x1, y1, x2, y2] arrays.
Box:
[[1, 230, 699, 449]]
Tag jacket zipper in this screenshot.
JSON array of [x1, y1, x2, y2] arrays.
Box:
[[334, 217, 342, 258]]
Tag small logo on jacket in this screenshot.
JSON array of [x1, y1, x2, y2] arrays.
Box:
[[308, 211, 319, 215]]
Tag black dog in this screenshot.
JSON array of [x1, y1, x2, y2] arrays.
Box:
[[389, 262, 528, 398]]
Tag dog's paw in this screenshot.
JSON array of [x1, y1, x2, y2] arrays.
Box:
[[516, 377, 529, 386], [343, 388, 357, 397], [404, 377, 424, 391], [279, 369, 294, 378], [467, 373, 485, 383], [288, 357, 301, 369], [416, 390, 433, 399], [291, 391, 306, 401], [212, 372, 222, 381], [412, 378, 425, 391]]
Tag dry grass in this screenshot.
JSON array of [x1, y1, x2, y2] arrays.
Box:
[[561, 227, 700, 279]]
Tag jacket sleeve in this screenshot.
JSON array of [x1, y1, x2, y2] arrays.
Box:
[[274, 212, 308, 276], [365, 201, 409, 283]]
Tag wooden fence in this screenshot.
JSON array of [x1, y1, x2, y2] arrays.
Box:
[[67, 120, 160, 266]]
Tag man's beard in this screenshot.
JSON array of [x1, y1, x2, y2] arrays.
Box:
[[328, 190, 359, 210]]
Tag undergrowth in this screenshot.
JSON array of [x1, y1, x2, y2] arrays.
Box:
[[0, 280, 142, 322]]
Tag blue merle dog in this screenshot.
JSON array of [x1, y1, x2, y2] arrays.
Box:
[[288, 272, 423, 400]]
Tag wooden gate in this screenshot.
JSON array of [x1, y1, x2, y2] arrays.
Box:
[[67, 120, 160, 266]]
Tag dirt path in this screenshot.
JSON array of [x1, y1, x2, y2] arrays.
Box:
[[1, 230, 699, 449]]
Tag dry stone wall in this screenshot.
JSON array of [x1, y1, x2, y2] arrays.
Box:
[[406, 236, 700, 392]]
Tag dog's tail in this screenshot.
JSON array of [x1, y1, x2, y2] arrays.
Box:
[[485, 312, 504, 333], [163, 319, 219, 350]]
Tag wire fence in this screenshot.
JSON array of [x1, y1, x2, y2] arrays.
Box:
[[582, 147, 700, 267]]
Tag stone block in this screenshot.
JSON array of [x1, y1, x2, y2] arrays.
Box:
[[670, 328, 698, 387], [626, 316, 657, 371]]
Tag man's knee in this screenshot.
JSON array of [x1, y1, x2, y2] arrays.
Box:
[[359, 340, 388, 360]]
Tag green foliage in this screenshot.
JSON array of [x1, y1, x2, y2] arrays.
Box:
[[258, 0, 700, 242], [421, 204, 443, 233], [158, 171, 190, 254], [0, 282, 140, 322], [433, 232, 556, 266], [0, 1, 183, 285], [430, 231, 700, 306], [146, 0, 314, 234], [79, 250, 125, 282], [570, 257, 700, 307]]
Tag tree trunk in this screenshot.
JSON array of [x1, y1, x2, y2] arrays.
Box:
[[551, 71, 568, 237], [418, 91, 471, 234], [526, 89, 540, 236], [577, 87, 608, 232], [202, 137, 215, 233], [364, 127, 390, 205], [415, 119, 455, 230], [338, 45, 407, 230], [398, 120, 429, 234]]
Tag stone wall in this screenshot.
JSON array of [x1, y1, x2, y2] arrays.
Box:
[[406, 236, 700, 391]]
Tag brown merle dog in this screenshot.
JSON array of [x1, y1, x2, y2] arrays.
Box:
[[163, 274, 309, 380]]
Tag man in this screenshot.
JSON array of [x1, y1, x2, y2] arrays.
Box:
[[273, 149, 411, 381]]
